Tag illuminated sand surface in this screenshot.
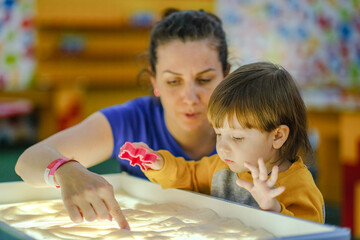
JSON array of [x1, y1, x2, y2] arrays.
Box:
[[0, 190, 274, 239]]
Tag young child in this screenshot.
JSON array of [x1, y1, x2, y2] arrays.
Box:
[[123, 62, 324, 223]]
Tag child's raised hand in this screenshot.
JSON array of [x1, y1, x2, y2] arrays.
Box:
[[236, 158, 285, 213], [119, 142, 164, 171]]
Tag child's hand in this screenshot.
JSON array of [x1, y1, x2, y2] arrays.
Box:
[[236, 158, 285, 213], [119, 142, 164, 171]]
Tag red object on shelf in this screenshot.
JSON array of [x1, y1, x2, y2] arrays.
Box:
[[0, 99, 33, 118]]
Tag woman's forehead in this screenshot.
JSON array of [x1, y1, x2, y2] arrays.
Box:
[[156, 40, 218, 61], [156, 42, 220, 73]]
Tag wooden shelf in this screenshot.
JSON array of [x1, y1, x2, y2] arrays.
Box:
[[36, 60, 143, 88], [0, 91, 52, 108], [36, 0, 214, 28], [21, 0, 215, 137], [36, 29, 150, 60], [0, 90, 55, 140]]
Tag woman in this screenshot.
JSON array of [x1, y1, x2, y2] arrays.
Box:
[[15, 9, 229, 229]]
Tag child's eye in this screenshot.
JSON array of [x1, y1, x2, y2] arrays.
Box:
[[233, 137, 244, 141], [215, 133, 221, 137]]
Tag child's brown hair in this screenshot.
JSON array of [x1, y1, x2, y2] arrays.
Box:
[[208, 62, 312, 164]]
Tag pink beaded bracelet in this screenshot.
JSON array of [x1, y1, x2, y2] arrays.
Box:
[[44, 157, 76, 188]]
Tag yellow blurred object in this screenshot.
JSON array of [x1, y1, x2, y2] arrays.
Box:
[[34, 0, 214, 89], [308, 110, 360, 238], [307, 110, 341, 205], [355, 181, 360, 237], [36, 61, 141, 88], [36, 29, 150, 60], [54, 87, 84, 131], [36, 0, 214, 28], [340, 113, 360, 165], [339, 113, 360, 238]]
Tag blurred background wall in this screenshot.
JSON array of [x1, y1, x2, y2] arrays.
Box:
[[0, 0, 359, 237]]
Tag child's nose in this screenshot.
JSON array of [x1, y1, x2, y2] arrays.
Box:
[[217, 140, 231, 154]]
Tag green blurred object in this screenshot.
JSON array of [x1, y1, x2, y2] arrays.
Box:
[[0, 145, 120, 183], [0, 146, 23, 182]]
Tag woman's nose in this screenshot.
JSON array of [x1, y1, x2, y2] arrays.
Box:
[[182, 83, 199, 105]]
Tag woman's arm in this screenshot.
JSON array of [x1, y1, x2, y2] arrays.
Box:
[[14, 112, 130, 229], [15, 112, 113, 186]]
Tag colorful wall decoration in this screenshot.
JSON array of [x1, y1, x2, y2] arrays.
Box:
[[218, 0, 360, 93], [0, 0, 35, 90]]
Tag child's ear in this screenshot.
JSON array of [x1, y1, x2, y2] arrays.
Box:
[[272, 125, 289, 149]]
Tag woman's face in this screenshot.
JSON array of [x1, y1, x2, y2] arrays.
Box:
[[152, 40, 224, 132]]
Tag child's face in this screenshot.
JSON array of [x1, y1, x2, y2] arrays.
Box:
[[214, 115, 278, 173]]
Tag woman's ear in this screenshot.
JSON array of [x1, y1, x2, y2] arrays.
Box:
[[224, 63, 231, 77], [272, 125, 289, 149], [148, 66, 156, 88]]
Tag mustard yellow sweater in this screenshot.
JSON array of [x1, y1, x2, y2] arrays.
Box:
[[144, 150, 324, 223]]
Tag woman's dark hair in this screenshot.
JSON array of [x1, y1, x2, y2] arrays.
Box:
[[208, 62, 313, 165], [150, 9, 228, 74], [137, 9, 228, 89]]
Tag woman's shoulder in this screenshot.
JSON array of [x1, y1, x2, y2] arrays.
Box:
[[100, 96, 162, 115], [127, 95, 160, 105], [99, 96, 165, 132]]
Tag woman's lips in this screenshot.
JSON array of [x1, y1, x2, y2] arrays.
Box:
[[184, 113, 199, 119]]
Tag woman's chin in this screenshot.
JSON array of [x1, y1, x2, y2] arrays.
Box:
[[180, 121, 208, 132], [181, 116, 209, 129]]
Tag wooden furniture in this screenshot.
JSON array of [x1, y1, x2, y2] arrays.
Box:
[[308, 109, 360, 238], [34, 0, 214, 88], [340, 113, 360, 238], [0, 91, 54, 140], [2, 0, 213, 137], [307, 110, 341, 205]]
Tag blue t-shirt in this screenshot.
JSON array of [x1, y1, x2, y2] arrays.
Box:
[[100, 96, 217, 179]]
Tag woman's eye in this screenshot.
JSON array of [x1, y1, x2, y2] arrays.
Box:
[[197, 78, 212, 84], [167, 79, 180, 85]]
